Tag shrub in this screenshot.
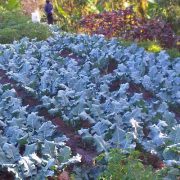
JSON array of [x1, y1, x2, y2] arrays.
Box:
[[0, 11, 51, 44], [96, 149, 162, 180], [0, 28, 20, 44], [80, 8, 177, 49], [147, 0, 180, 35], [14, 22, 51, 41], [0, 11, 29, 29]]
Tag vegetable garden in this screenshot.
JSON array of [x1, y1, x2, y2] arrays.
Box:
[[0, 28, 179, 179], [0, 0, 180, 179]]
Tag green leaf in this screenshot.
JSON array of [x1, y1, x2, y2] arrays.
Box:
[[2, 143, 20, 162], [3, 0, 20, 11], [58, 146, 71, 163], [54, 0, 69, 19]]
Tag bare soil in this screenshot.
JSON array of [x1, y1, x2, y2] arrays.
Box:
[[139, 153, 165, 169], [59, 49, 84, 64]]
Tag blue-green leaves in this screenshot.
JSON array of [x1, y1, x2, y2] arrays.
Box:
[[0, 28, 179, 179]]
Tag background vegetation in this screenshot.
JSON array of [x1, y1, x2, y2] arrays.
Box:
[[53, 0, 179, 53], [52, 0, 179, 33], [0, 0, 179, 52], [0, 0, 50, 44]]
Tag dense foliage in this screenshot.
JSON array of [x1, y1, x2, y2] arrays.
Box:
[[80, 8, 177, 49], [97, 149, 180, 180], [53, 0, 148, 31], [0, 10, 51, 44], [97, 149, 160, 180], [1, 0, 179, 50], [147, 0, 180, 35], [0, 27, 179, 178], [0, 0, 179, 178], [0, 0, 20, 11], [53, 0, 180, 36], [0, 84, 81, 179]]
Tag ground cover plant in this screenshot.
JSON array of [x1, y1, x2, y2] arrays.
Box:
[[0, 10, 51, 44], [97, 149, 161, 180], [0, 27, 179, 179]]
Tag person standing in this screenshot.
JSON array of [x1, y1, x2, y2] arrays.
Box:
[[44, 0, 53, 24]]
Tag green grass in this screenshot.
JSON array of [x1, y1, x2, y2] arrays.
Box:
[[0, 10, 51, 44], [119, 39, 180, 59], [166, 48, 180, 59]]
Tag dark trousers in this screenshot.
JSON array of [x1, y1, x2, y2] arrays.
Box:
[[47, 13, 53, 24]]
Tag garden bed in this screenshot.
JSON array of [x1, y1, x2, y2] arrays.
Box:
[[0, 30, 179, 179]]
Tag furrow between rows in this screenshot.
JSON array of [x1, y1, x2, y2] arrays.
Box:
[[0, 69, 97, 165]]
